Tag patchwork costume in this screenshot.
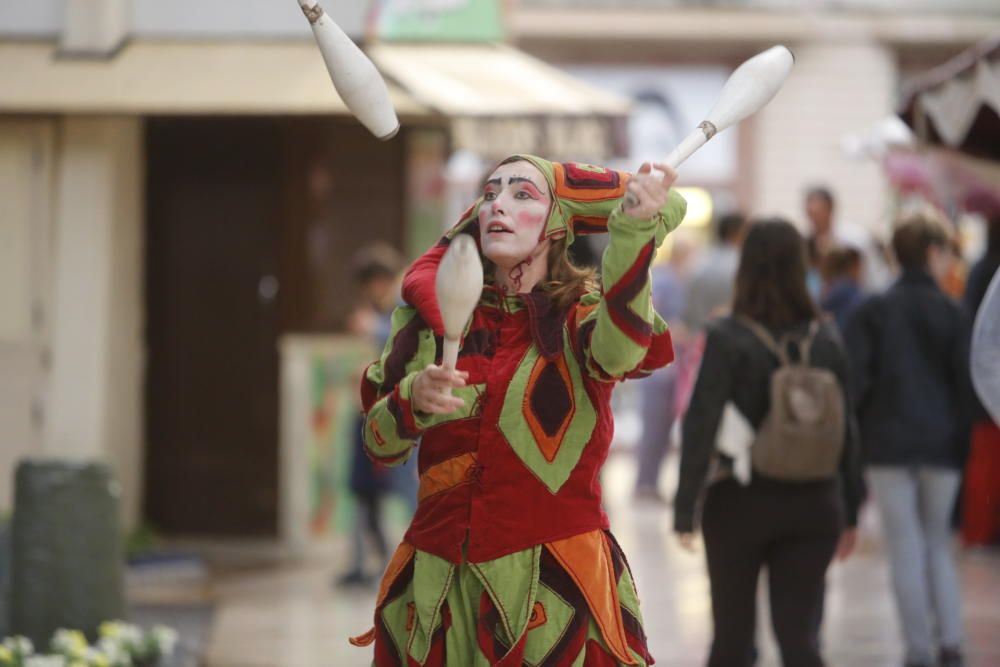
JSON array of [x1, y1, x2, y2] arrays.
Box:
[[351, 155, 686, 666]]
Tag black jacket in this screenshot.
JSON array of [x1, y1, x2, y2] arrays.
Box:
[[674, 316, 865, 533], [844, 270, 972, 468]]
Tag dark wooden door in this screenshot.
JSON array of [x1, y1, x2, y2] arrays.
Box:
[[145, 118, 282, 536]]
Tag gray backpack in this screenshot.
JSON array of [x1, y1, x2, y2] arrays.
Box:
[[740, 318, 845, 481]]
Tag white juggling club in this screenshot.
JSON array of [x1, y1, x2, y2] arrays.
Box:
[[624, 45, 794, 209], [435, 235, 484, 374], [298, 0, 400, 140]]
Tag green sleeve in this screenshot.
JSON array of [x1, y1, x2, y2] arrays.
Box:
[[361, 306, 438, 465], [580, 190, 686, 380]]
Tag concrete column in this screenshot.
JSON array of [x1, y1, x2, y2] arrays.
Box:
[[753, 41, 897, 237], [47, 117, 145, 529], [61, 0, 129, 56], [0, 120, 55, 513]]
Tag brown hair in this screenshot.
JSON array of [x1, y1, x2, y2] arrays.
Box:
[[892, 214, 950, 271], [820, 246, 862, 282], [542, 237, 599, 311], [352, 242, 403, 284], [480, 236, 597, 311], [732, 218, 819, 328]]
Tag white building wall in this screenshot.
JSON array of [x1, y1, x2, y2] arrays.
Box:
[[0, 0, 62, 36], [0, 119, 55, 513], [753, 41, 897, 236], [46, 117, 145, 528], [132, 0, 367, 38], [0, 0, 369, 39]]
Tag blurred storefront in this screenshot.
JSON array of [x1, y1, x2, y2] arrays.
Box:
[[0, 0, 628, 555], [3, 0, 999, 557], [511, 0, 1000, 235], [889, 37, 1000, 255]]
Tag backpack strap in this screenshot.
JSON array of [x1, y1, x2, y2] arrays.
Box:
[[777, 320, 822, 366], [793, 321, 821, 366], [736, 316, 791, 365], [738, 317, 821, 366]]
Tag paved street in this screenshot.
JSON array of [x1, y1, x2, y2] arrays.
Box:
[[197, 452, 1000, 667]]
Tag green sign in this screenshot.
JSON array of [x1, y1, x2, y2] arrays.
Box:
[[375, 0, 504, 42]]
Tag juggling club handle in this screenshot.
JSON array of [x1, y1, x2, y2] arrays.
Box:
[[441, 338, 460, 395], [442, 337, 459, 371], [622, 121, 716, 211]]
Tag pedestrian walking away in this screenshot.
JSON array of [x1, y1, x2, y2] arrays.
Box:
[[675, 218, 864, 667], [845, 212, 972, 667]]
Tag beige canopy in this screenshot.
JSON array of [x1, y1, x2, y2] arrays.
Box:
[[0, 40, 425, 116], [0, 40, 629, 158]]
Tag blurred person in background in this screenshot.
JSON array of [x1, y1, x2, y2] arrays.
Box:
[[961, 213, 1000, 547], [674, 218, 863, 667], [634, 235, 694, 504], [682, 212, 746, 333], [348, 244, 404, 350], [844, 214, 971, 667], [819, 246, 865, 332], [804, 185, 892, 297], [675, 212, 747, 420], [337, 244, 412, 587], [350, 244, 421, 517]]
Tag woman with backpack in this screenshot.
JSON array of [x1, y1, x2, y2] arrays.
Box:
[[674, 218, 864, 667]]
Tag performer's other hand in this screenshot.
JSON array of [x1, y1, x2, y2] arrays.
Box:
[[413, 364, 468, 415], [623, 162, 677, 220], [676, 532, 698, 553]]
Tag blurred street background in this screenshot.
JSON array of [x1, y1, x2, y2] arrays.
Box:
[[1, 0, 999, 665]]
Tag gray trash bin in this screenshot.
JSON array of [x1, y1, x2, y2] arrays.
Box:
[[10, 460, 125, 647]]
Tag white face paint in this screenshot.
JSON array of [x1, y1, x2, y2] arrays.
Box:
[[478, 161, 552, 271]]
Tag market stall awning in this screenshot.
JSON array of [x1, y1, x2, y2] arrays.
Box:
[[899, 36, 1000, 162], [368, 42, 632, 159], [0, 40, 428, 117], [0, 40, 630, 158]]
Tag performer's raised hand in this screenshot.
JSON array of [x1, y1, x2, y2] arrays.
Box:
[[412, 364, 468, 415], [623, 162, 677, 220]]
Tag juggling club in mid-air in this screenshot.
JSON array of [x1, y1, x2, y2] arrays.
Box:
[[297, 0, 400, 140], [624, 45, 794, 209]]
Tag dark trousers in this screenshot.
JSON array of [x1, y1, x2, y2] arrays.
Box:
[[702, 477, 842, 667], [348, 489, 389, 575]]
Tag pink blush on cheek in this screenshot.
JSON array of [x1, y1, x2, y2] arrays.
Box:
[[515, 210, 546, 229]]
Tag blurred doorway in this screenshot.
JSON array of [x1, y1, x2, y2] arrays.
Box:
[[143, 116, 408, 538], [145, 117, 283, 537]]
